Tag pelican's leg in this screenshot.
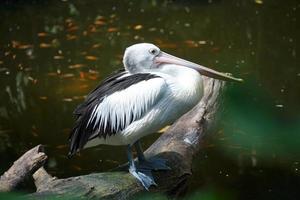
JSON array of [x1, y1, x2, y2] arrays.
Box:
[[127, 145, 156, 190], [134, 140, 146, 162], [134, 140, 170, 171]]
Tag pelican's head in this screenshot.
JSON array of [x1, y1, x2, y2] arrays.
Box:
[[123, 43, 160, 73], [123, 43, 243, 82]]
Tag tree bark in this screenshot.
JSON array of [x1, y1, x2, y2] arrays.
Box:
[[1, 77, 225, 199], [0, 145, 47, 192]]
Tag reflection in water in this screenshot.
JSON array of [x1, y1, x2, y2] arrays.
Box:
[[0, 0, 299, 198], [5, 72, 28, 115]]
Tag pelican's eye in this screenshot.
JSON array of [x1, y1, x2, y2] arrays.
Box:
[[149, 48, 158, 55]]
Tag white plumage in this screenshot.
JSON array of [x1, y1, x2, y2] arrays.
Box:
[[68, 43, 242, 190], [84, 65, 203, 147]]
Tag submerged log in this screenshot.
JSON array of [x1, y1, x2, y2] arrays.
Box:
[[0, 145, 47, 192], [0, 77, 224, 199]]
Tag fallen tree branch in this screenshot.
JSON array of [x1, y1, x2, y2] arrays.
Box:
[[0, 145, 47, 192]]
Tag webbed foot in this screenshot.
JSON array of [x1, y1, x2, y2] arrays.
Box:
[[129, 166, 157, 190], [127, 144, 157, 190]]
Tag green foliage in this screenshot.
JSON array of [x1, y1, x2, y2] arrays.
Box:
[[0, 192, 28, 200], [220, 80, 300, 163], [187, 190, 231, 200], [134, 192, 168, 200], [134, 188, 233, 200]]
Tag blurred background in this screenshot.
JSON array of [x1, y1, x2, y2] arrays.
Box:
[[0, 0, 299, 199]]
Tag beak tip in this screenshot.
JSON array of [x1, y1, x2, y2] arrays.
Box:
[[224, 73, 244, 83], [236, 78, 244, 83]]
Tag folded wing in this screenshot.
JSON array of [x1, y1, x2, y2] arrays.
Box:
[[68, 70, 166, 156]]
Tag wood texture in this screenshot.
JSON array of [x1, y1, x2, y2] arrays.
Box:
[[0, 145, 47, 192]]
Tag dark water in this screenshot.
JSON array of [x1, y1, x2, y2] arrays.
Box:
[[0, 0, 299, 199]]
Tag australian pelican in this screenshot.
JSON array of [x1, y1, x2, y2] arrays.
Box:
[[68, 43, 242, 189]]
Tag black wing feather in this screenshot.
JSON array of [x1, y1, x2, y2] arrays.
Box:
[[68, 69, 159, 157]]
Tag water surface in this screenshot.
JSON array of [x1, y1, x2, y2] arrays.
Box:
[[0, 0, 299, 199]]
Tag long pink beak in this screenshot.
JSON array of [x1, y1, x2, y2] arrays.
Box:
[[155, 52, 243, 82]]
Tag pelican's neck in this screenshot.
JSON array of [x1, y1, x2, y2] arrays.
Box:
[[150, 64, 203, 95], [150, 64, 204, 112]]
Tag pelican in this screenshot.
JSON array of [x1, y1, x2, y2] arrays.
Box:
[[68, 43, 242, 189]]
